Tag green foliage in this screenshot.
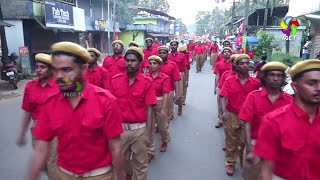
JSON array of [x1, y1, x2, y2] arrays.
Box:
[[139, 0, 170, 13], [253, 30, 275, 58], [195, 8, 226, 35], [269, 52, 301, 66]]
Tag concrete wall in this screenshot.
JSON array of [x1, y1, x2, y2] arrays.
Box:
[[267, 27, 304, 57], [77, 0, 113, 20], [118, 30, 145, 48], [4, 20, 25, 56], [2, 0, 30, 19], [310, 22, 320, 58], [134, 19, 157, 25]]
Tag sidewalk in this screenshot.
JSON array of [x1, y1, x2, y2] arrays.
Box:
[[0, 79, 30, 100]]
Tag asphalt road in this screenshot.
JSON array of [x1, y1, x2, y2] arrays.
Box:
[[0, 59, 241, 180]]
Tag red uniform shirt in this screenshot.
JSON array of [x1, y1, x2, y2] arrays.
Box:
[[152, 43, 162, 50], [142, 48, 158, 69], [183, 51, 192, 70], [102, 55, 125, 78], [214, 59, 232, 77], [168, 52, 188, 72], [85, 65, 111, 89], [22, 77, 58, 121], [220, 75, 260, 113], [187, 43, 195, 51], [194, 45, 205, 54], [238, 88, 293, 139], [216, 51, 235, 64], [160, 60, 181, 91], [147, 72, 171, 97], [33, 84, 123, 174], [218, 70, 236, 89], [110, 73, 157, 123], [254, 103, 320, 180], [210, 44, 219, 53]]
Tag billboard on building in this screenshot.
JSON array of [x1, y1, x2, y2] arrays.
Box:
[[73, 7, 85, 31], [44, 0, 74, 29]]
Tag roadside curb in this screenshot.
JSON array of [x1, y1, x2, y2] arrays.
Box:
[[0, 79, 30, 100]]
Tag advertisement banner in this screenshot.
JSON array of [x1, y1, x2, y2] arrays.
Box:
[[242, 35, 247, 52], [45, 0, 74, 29], [19, 47, 31, 74], [73, 7, 85, 31]]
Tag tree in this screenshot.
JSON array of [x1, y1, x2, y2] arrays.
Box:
[[0, 3, 9, 64], [116, 0, 139, 24], [138, 0, 170, 13], [195, 8, 225, 36]]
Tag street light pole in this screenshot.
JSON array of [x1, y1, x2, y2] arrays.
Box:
[[113, 0, 116, 40], [107, 0, 111, 54], [242, 0, 250, 53]]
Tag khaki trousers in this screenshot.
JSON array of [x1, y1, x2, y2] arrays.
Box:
[[148, 100, 170, 155], [216, 88, 223, 124], [195, 54, 203, 71], [180, 72, 185, 105], [121, 127, 148, 180], [55, 167, 113, 180], [31, 127, 58, 180], [182, 72, 188, 104], [210, 52, 218, 68], [167, 91, 174, 120], [224, 111, 245, 166], [242, 145, 262, 180]]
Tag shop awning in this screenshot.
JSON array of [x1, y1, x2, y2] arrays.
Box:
[[0, 21, 14, 27], [147, 33, 170, 37]]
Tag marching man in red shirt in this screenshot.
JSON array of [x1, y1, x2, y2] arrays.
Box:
[[238, 62, 293, 180], [168, 40, 188, 115], [158, 46, 181, 121], [102, 40, 126, 78], [187, 39, 195, 57], [254, 60, 320, 180], [17, 53, 59, 180], [194, 40, 205, 73], [28, 42, 125, 180], [147, 55, 171, 162], [110, 47, 157, 180], [210, 40, 219, 69], [214, 47, 233, 128], [179, 45, 192, 105], [86, 48, 111, 89], [218, 54, 239, 90], [216, 40, 232, 64], [142, 38, 157, 74], [220, 54, 260, 176]]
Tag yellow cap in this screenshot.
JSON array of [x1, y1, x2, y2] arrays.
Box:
[[129, 41, 139, 47], [125, 47, 144, 60], [230, 54, 239, 62], [234, 54, 250, 64], [35, 53, 52, 65], [170, 39, 179, 44], [178, 45, 187, 52], [289, 59, 320, 79], [51, 42, 91, 63], [87, 48, 101, 58], [261, 61, 288, 72], [145, 38, 153, 42], [158, 46, 169, 52], [148, 55, 163, 64], [223, 47, 233, 53], [223, 39, 231, 44], [111, 40, 124, 47]]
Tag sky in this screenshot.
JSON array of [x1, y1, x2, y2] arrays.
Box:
[[167, 0, 232, 25]]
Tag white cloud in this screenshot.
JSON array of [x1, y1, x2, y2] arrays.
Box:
[[167, 0, 232, 25]]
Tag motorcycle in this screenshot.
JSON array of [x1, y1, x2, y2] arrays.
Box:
[[1, 53, 22, 90]]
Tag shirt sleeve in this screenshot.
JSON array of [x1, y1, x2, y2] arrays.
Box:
[[162, 77, 171, 94], [238, 94, 255, 122], [172, 63, 182, 81], [254, 116, 280, 161], [102, 57, 109, 70], [32, 105, 55, 141], [103, 97, 123, 139], [213, 63, 220, 74], [218, 73, 226, 89], [21, 83, 33, 112], [219, 80, 229, 98], [145, 80, 157, 106], [103, 69, 111, 90]]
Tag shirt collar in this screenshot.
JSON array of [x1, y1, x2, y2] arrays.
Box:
[[37, 76, 56, 88], [291, 102, 313, 119], [260, 87, 287, 99], [112, 54, 124, 60]]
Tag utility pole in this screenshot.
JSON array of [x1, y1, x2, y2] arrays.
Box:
[[230, 0, 236, 35], [242, 0, 250, 53], [107, 0, 111, 54], [263, 0, 270, 30], [0, 3, 9, 63], [112, 0, 116, 40]]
